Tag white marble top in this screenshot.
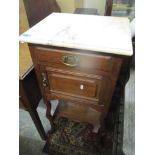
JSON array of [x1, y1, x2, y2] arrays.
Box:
[[19, 13, 133, 56]]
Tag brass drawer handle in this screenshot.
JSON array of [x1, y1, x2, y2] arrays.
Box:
[[62, 55, 79, 67]]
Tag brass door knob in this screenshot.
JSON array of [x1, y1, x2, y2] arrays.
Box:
[[41, 73, 48, 87]]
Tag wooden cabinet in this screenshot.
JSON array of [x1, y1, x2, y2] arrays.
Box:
[[29, 45, 122, 132], [20, 13, 132, 134]]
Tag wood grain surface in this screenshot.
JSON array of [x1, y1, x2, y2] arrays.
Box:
[[19, 0, 29, 34], [19, 43, 33, 80], [19, 0, 33, 80]]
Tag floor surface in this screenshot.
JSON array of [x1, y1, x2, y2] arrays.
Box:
[[19, 100, 50, 155], [123, 69, 135, 155]]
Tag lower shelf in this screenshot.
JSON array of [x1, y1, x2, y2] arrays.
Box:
[[52, 100, 101, 133]]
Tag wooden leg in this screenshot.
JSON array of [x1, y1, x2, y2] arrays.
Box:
[[20, 80, 47, 140], [44, 100, 55, 134], [29, 109, 47, 140], [97, 111, 106, 141], [32, 65, 55, 134]]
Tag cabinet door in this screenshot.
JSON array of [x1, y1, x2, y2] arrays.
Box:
[[38, 65, 112, 104], [47, 72, 98, 98]]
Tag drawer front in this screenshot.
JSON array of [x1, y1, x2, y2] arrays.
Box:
[[47, 72, 98, 98], [35, 47, 114, 75]]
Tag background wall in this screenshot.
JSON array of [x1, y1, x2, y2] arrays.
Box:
[[56, 0, 75, 13], [56, 0, 106, 15], [84, 0, 106, 15], [75, 0, 84, 9], [19, 0, 29, 34], [56, 0, 83, 13]]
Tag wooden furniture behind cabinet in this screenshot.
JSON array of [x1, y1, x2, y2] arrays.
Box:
[[23, 0, 60, 27], [20, 0, 47, 140], [20, 13, 133, 134], [19, 0, 60, 140]]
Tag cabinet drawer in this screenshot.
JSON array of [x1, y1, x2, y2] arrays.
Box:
[[34, 47, 114, 75], [47, 72, 98, 98]]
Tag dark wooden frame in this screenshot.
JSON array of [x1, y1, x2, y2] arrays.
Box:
[[105, 0, 113, 16], [19, 0, 61, 140], [19, 69, 47, 140], [23, 0, 60, 27]]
